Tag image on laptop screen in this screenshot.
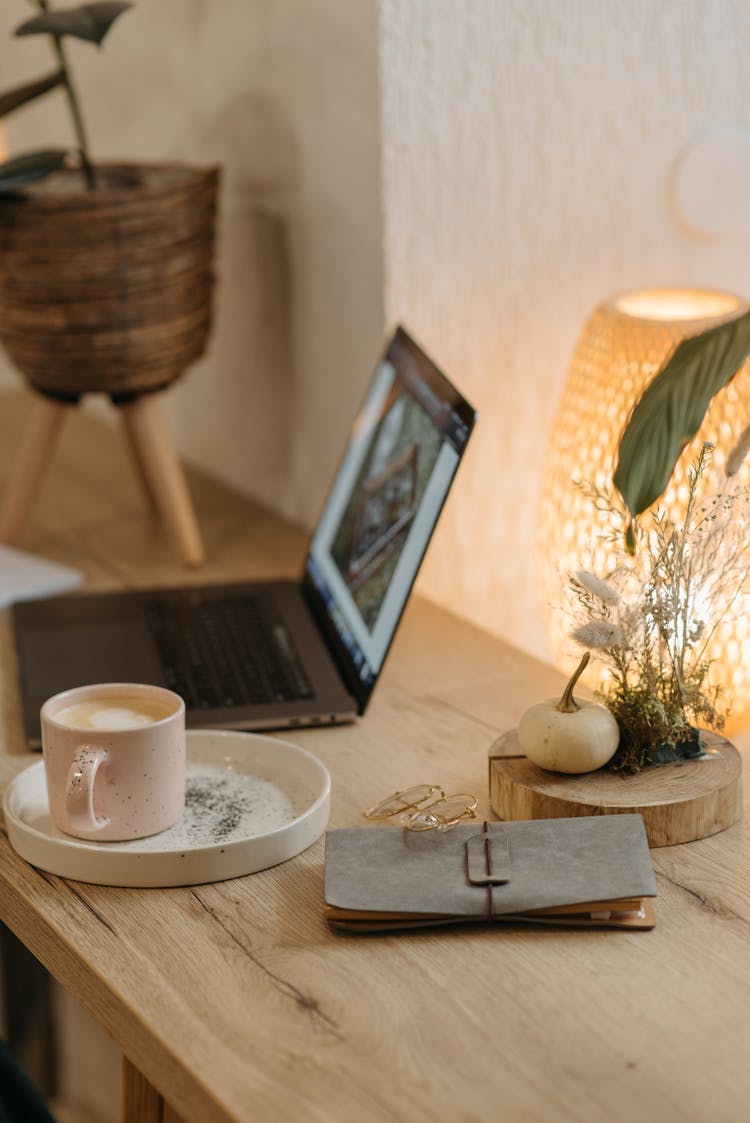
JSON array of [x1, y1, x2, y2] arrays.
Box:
[[304, 326, 475, 709]]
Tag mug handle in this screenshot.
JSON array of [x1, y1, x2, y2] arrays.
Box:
[[65, 746, 111, 834]]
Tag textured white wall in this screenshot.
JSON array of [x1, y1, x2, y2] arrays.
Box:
[[0, 0, 383, 526], [379, 0, 750, 662]]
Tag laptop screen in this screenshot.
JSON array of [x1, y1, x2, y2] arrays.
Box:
[[304, 326, 476, 711]]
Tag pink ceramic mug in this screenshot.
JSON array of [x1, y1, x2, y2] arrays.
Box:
[[41, 682, 186, 841]]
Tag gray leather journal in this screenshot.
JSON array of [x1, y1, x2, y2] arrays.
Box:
[[324, 815, 657, 931]]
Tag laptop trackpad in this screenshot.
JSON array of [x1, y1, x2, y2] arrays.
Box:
[[19, 622, 163, 700]]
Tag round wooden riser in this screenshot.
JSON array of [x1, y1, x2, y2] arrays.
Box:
[[488, 728, 743, 847]]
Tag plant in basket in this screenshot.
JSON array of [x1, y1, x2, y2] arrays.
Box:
[[0, 2, 219, 565], [0, 0, 219, 401]]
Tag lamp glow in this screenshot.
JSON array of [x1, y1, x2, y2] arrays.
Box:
[[539, 287, 750, 731]]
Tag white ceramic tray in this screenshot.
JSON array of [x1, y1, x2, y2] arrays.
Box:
[[3, 729, 330, 887]]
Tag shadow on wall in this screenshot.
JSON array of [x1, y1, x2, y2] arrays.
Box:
[[162, 90, 301, 511], [205, 90, 300, 214]]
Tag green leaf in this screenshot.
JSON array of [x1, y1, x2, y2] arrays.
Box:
[[647, 743, 682, 765], [613, 309, 750, 522], [15, 2, 133, 46], [0, 70, 65, 120], [647, 727, 703, 765], [0, 149, 70, 192]]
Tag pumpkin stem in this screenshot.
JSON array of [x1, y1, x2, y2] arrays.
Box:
[[557, 652, 590, 713]]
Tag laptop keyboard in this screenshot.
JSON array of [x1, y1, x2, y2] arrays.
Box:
[[144, 593, 314, 711]]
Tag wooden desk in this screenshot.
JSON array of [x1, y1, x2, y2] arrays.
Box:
[[1, 391, 750, 1123]]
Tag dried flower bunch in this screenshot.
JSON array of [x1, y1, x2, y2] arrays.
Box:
[[566, 443, 750, 772]]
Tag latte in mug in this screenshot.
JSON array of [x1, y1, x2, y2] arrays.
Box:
[[55, 695, 176, 731], [41, 682, 185, 841]]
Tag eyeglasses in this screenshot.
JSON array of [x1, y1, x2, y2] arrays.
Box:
[[363, 784, 478, 832]]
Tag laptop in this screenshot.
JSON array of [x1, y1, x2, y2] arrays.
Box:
[[12, 326, 476, 748]]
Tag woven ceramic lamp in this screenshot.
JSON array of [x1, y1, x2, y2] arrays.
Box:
[[538, 286, 750, 729]]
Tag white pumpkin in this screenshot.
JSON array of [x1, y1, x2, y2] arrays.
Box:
[[518, 653, 620, 774]]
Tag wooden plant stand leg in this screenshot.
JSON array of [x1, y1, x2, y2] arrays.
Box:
[[121, 407, 162, 517], [0, 393, 69, 543], [119, 394, 205, 568]]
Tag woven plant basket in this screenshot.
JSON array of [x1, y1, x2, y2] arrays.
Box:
[[0, 162, 219, 399]]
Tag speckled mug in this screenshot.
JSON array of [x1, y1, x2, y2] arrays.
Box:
[[41, 683, 186, 841]]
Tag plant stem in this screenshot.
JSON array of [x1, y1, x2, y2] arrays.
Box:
[[557, 652, 590, 713], [38, 0, 95, 188]]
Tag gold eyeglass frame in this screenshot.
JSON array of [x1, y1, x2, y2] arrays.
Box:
[[363, 785, 478, 833]]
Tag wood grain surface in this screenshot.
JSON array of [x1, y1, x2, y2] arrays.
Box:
[[1, 390, 750, 1123], [489, 728, 743, 845]]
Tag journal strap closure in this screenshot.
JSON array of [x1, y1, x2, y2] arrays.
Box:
[[466, 821, 511, 900], [466, 823, 511, 921]]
